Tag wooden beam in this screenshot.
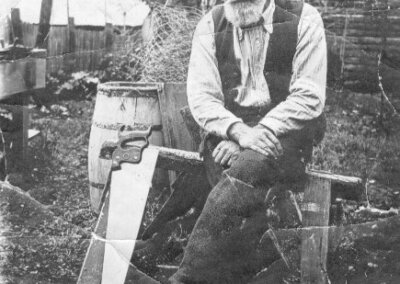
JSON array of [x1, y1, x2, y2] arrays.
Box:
[[36, 0, 53, 49], [307, 169, 364, 201], [300, 175, 331, 283], [100, 145, 203, 173], [68, 17, 76, 53], [100, 145, 363, 200], [10, 8, 23, 44], [261, 214, 400, 274], [105, 23, 113, 51]]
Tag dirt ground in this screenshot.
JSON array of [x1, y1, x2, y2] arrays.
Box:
[[0, 88, 400, 283]]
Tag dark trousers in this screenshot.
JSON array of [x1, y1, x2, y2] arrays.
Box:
[[170, 118, 325, 284]]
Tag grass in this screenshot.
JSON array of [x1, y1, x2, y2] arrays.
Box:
[[2, 86, 400, 282], [312, 88, 400, 208]]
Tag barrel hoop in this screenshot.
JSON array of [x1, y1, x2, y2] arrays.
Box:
[[92, 121, 163, 131], [90, 182, 106, 190], [98, 82, 163, 94], [97, 89, 160, 98]]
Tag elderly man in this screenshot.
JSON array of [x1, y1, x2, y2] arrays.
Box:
[[170, 0, 327, 283]]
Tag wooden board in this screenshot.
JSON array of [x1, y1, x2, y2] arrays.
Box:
[[300, 175, 332, 284], [102, 148, 159, 284], [158, 83, 198, 183], [0, 104, 30, 175], [0, 51, 46, 100], [158, 83, 197, 153]]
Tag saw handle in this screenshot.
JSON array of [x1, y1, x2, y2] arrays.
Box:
[[111, 126, 152, 169]]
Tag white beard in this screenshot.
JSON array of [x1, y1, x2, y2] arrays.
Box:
[[224, 0, 267, 28]]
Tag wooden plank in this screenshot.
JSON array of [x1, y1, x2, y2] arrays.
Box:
[[105, 23, 113, 51], [158, 83, 197, 152], [102, 148, 159, 284], [99, 144, 203, 173], [35, 0, 53, 48], [300, 175, 332, 284], [262, 214, 400, 267], [0, 53, 46, 100], [10, 8, 23, 44], [99, 145, 363, 200], [158, 83, 197, 182], [0, 103, 29, 174], [21, 23, 39, 47], [68, 17, 76, 53]]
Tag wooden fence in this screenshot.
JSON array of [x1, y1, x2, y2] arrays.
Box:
[[19, 21, 141, 75], [308, 0, 400, 92], [12, 2, 400, 92]]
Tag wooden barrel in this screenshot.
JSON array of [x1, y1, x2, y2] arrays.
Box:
[[88, 82, 166, 213]]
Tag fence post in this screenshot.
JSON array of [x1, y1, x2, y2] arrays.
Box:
[[105, 23, 113, 52], [68, 17, 76, 53], [64, 17, 76, 72], [36, 0, 53, 49], [10, 8, 23, 44]]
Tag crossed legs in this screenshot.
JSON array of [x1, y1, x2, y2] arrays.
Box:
[[169, 130, 312, 284]]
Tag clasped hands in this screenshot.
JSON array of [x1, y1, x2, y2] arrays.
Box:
[[212, 122, 283, 166]]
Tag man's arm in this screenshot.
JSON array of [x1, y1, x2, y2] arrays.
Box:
[[259, 5, 327, 137], [187, 12, 242, 139], [188, 12, 283, 160]]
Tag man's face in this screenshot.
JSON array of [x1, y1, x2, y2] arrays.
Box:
[[224, 0, 266, 27]]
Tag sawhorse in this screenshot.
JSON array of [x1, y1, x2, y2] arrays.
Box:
[[78, 132, 363, 284]]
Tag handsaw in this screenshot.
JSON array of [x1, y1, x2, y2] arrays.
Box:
[[78, 127, 161, 284], [101, 127, 159, 284]]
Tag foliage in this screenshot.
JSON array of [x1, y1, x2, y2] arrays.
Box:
[[46, 70, 99, 101], [94, 51, 142, 83], [312, 89, 400, 208], [0, 100, 96, 283], [44, 49, 143, 101]]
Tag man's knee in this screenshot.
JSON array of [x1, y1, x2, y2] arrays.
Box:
[[225, 149, 276, 187]]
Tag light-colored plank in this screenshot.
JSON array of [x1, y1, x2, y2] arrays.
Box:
[[300, 175, 331, 284], [158, 83, 197, 152], [102, 148, 159, 284]]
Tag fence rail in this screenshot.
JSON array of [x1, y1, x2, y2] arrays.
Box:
[[308, 0, 400, 92], [19, 21, 140, 75]]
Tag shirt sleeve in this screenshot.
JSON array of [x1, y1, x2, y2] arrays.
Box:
[[187, 12, 243, 139], [259, 4, 327, 137]]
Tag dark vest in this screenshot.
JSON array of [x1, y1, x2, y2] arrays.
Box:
[[211, 0, 303, 122]]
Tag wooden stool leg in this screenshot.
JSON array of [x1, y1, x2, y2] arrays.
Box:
[[300, 175, 332, 284]]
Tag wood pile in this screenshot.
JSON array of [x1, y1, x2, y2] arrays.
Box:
[[307, 0, 400, 92]]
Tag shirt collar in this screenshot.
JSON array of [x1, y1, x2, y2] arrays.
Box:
[[237, 0, 275, 40]]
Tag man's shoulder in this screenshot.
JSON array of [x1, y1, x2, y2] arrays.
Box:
[[301, 3, 324, 24], [208, 4, 225, 25], [194, 8, 215, 38], [197, 4, 227, 35]]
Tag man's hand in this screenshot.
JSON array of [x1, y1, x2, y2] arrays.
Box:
[[212, 140, 241, 167], [228, 122, 283, 158]]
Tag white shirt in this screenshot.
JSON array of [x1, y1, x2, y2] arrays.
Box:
[[187, 1, 327, 139]]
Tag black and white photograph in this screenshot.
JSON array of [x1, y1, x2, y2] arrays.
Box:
[[0, 0, 400, 283]]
